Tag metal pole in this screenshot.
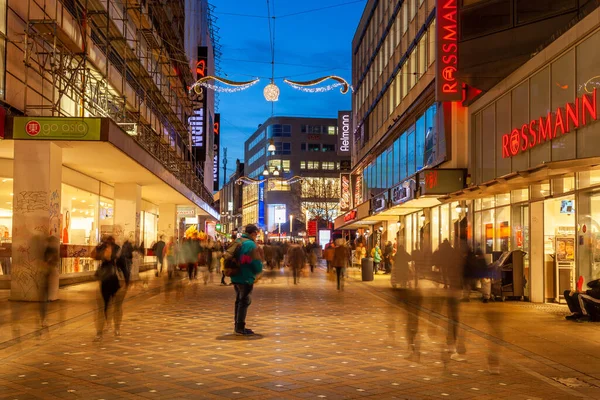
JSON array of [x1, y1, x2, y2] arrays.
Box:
[[279, 222, 281, 241]]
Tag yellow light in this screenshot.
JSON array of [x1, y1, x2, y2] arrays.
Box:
[[263, 83, 280, 102]]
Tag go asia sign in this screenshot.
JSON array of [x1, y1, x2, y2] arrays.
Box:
[[436, 0, 460, 102], [501, 89, 597, 158]]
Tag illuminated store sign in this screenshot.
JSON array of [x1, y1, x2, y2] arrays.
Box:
[[391, 181, 414, 206], [372, 193, 388, 213], [344, 210, 357, 222], [337, 111, 352, 155], [420, 169, 466, 195], [501, 89, 597, 158], [340, 173, 351, 212], [436, 0, 460, 102], [213, 114, 220, 191], [258, 181, 265, 227], [353, 174, 363, 206], [13, 117, 102, 140]]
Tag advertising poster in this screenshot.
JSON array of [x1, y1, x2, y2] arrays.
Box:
[[556, 237, 575, 261]]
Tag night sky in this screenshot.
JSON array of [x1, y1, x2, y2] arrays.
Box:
[[214, 0, 365, 181]]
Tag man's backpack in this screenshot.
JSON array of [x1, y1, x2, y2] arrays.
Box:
[[223, 239, 246, 277]]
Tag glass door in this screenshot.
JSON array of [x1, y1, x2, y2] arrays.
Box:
[[512, 204, 530, 299]]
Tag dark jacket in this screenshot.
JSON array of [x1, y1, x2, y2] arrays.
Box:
[[154, 240, 166, 258]]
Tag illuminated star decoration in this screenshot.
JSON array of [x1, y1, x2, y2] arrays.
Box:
[[190, 76, 260, 94], [284, 76, 352, 94], [235, 176, 304, 186]]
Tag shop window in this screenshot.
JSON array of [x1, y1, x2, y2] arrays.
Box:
[[99, 198, 114, 239], [482, 208, 495, 256], [0, 177, 13, 248], [496, 193, 511, 207], [450, 202, 460, 247], [552, 175, 575, 196], [495, 206, 511, 252], [386, 146, 394, 188], [400, 133, 407, 180], [142, 211, 157, 247], [62, 184, 99, 246], [578, 170, 600, 189], [511, 188, 529, 203], [474, 211, 482, 253], [481, 196, 495, 210], [440, 204, 450, 244], [393, 138, 401, 184], [431, 206, 440, 253], [415, 115, 425, 171], [407, 127, 416, 176], [530, 181, 550, 200], [474, 198, 482, 212]]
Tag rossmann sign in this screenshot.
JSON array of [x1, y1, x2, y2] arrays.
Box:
[[436, 0, 460, 102], [501, 89, 597, 158]]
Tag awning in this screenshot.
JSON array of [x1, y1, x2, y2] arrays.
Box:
[[440, 158, 600, 202]]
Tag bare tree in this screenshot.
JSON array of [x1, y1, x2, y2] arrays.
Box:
[[295, 177, 341, 226]]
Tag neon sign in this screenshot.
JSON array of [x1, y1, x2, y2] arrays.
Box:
[[213, 114, 220, 191], [501, 89, 597, 158], [436, 0, 460, 102]]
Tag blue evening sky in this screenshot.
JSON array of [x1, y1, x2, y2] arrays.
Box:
[[214, 0, 366, 179]]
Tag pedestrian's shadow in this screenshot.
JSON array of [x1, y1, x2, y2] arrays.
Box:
[[216, 334, 265, 341]]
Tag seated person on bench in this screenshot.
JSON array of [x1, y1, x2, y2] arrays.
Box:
[[565, 279, 600, 322]]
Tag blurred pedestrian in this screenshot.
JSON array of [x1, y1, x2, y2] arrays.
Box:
[[332, 238, 350, 291], [93, 236, 128, 341], [393, 244, 412, 289], [165, 236, 177, 279], [383, 241, 393, 274], [228, 224, 263, 336], [323, 240, 335, 273], [371, 244, 382, 274], [153, 235, 166, 277], [35, 235, 60, 329], [287, 243, 305, 285]]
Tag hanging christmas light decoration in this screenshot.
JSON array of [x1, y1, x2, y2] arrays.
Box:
[[235, 175, 304, 186], [190, 76, 259, 94], [284, 76, 351, 94], [263, 81, 280, 102]]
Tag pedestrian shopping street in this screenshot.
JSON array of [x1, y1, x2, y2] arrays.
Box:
[[1, 266, 599, 400]]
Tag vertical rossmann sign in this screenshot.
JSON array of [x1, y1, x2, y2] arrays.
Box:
[[337, 111, 352, 156], [213, 113, 220, 191], [436, 0, 461, 102]]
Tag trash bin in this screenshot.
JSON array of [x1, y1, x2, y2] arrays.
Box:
[[361, 257, 374, 281]]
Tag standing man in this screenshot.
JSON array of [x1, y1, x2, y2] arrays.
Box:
[[153, 235, 166, 277], [230, 225, 263, 336]]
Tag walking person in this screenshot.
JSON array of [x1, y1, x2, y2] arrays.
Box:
[[332, 238, 350, 291], [153, 235, 166, 277], [165, 237, 177, 279], [323, 239, 335, 273], [371, 244, 382, 274], [287, 243, 305, 285], [393, 244, 412, 288], [228, 225, 263, 336], [383, 241, 394, 274]]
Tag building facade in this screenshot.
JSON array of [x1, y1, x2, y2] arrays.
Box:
[[219, 160, 244, 236], [0, 0, 218, 299], [242, 116, 351, 239], [339, 0, 600, 303]]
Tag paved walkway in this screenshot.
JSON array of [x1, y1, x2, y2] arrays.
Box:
[[1, 266, 599, 399]]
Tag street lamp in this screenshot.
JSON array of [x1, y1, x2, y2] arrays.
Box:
[[273, 166, 280, 176], [262, 165, 270, 176], [267, 139, 276, 153]]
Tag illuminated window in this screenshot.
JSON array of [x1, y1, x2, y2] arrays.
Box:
[[410, 0, 417, 21], [300, 161, 306, 170], [307, 161, 319, 170], [328, 126, 336, 135], [428, 19, 436, 67], [418, 32, 427, 78], [402, 3, 408, 34], [270, 180, 290, 191], [322, 161, 335, 170], [401, 63, 408, 99], [409, 49, 417, 89], [268, 159, 290, 173]]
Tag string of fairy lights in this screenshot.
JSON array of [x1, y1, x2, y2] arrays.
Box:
[[189, 2, 355, 102]]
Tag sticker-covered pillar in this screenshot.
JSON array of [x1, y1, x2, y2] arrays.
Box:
[[11, 141, 62, 301]]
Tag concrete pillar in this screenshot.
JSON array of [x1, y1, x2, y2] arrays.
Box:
[[11, 142, 62, 301], [113, 183, 142, 245], [158, 204, 177, 240]]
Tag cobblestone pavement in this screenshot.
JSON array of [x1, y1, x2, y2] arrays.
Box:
[[1, 267, 599, 399]]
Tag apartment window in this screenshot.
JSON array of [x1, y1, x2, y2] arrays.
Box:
[[418, 32, 427, 77], [429, 19, 436, 67], [300, 161, 306, 170], [307, 161, 319, 170], [322, 161, 335, 170], [308, 144, 320, 152], [273, 142, 291, 155], [269, 124, 291, 137], [328, 126, 336, 135], [301, 143, 307, 151], [322, 144, 335, 152], [268, 159, 290, 173]]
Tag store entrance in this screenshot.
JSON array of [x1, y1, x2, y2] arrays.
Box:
[[543, 195, 576, 302], [512, 204, 530, 299]]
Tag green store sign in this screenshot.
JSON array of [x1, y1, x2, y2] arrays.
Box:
[[13, 117, 102, 140]]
